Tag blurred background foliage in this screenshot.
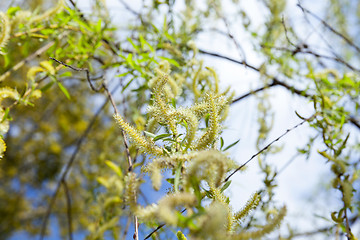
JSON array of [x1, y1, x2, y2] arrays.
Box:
[[0, 0, 359, 239]]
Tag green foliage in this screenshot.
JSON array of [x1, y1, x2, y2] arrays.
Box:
[[0, 0, 359, 239]]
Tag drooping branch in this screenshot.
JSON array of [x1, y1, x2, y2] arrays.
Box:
[[199, 49, 360, 130], [297, 2, 360, 54], [39, 82, 122, 240], [224, 113, 317, 182]]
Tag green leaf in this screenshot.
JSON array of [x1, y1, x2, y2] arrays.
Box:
[[105, 160, 123, 177], [223, 139, 240, 151], [1, 108, 10, 122], [166, 178, 175, 185], [174, 162, 182, 192], [127, 37, 140, 52], [57, 82, 71, 100], [40, 82, 55, 92], [220, 180, 231, 193], [59, 71, 72, 78], [121, 77, 135, 93], [116, 71, 130, 78], [153, 133, 172, 141], [220, 137, 224, 150], [158, 56, 180, 68], [144, 131, 156, 138]]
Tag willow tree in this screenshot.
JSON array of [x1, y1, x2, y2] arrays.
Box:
[[0, 0, 358, 239]]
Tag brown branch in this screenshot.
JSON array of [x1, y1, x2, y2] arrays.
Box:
[[50, 57, 139, 239], [144, 223, 165, 240], [224, 113, 317, 182], [260, 45, 360, 73], [62, 180, 73, 240], [50, 57, 102, 92], [67, 0, 119, 55], [199, 49, 360, 130], [0, 40, 55, 82], [39, 83, 122, 240], [297, 3, 360, 54]]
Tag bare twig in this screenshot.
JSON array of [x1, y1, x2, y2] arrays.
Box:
[[260, 45, 360, 73], [144, 223, 166, 240], [224, 113, 317, 182], [297, 2, 360, 54], [281, 15, 297, 48], [67, 0, 119, 55], [0, 40, 56, 82], [62, 180, 73, 240], [199, 49, 360, 130], [50, 57, 102, 92], [144, 209, 186, 239], [39, 83, 121, 240]]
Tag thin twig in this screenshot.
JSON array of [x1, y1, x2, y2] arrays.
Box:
[[62, 180, 73, 240], [39, 83, 121, 240], [50, 57, 102, 92], [67, 0, 119, 55], [102, 85, 138, 240], [224, 113, 317, 182], [144, 223, 165, 240], [0, 39, 57, 82], [200, 49, 360, 130], [297, 2, 360, 54], [144, 209, 186, 240]]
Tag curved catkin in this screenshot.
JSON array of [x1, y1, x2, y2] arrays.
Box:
[[234, 193, 261, 222], [0, 87, 20, 105], [184, 150, 236, 189], [0, 137, 6, 159], [157, 192, 197, 225], [193, 94, 219, 150], [232, 206, 287, 239], [30, 0, 64, 24], [0, 12, 10, 54], [113, 114, 162, 156]]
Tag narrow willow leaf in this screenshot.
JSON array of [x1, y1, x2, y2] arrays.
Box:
[[223, 139, 240, 151], [57, 82, 71, 99], [174, 162, 182, 192], [220, 137, 224, 150], [144, 131, 156, 138], [121, 77, 135, 93], [40, 81, 55, 92], [158, 56, 180, 68], [220, 180, 231, 193], [153, 133, 172, 141], [105, 160, 123, 177]]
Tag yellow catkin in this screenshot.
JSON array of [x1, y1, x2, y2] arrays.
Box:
[[0, 87, 20, 105], [30, 0, 64, 24], [0, 137, 6, 159], [157, 192, 197, 225], [113, 114, 162, 156], [234, 193, 261, 222], [0, 12, 10, 54], [232, 206, 287, 239]]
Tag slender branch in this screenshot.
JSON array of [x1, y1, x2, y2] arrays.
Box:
[[62, 180, 73, 240], [102, 84, 138, 240], [260, 45, 360, 73], [199, 49, 360, 130], [0, 40, 56, 82], [144, 209, 186, 240], [39, 83, 121, 240], [50, 57, 102, 92], [67, 0, 119, 55], [232, 82, 277, 103], [224, 113, 317, 182], [297, 2, 360, 54], [144, 223, 165, 240]]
